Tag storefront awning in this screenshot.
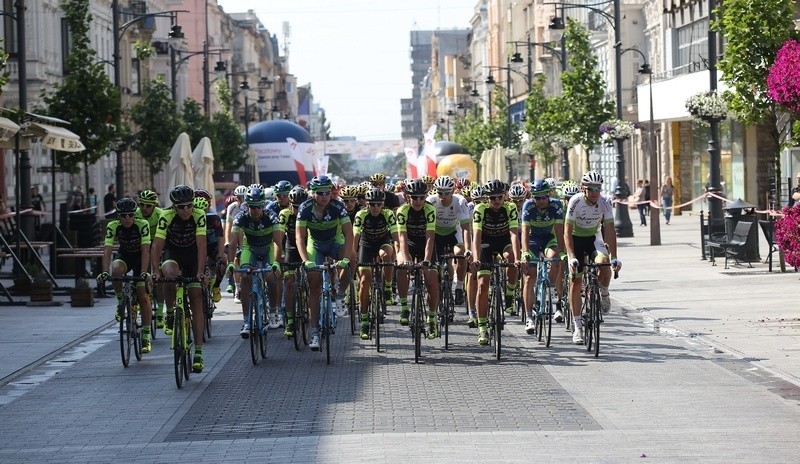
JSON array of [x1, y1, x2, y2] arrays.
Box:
[[0, 117, 20, 141], [27, 121, 84, 152]]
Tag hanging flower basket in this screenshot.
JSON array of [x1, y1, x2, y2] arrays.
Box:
[[774, 206, 800, 268], [767, 39, 800, 113], [685, 91, 727, 123], [599, 119, 636, 144]]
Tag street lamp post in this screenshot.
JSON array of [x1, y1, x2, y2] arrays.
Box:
[[169, 47, 228, 104], [111, 2, 186, 198], [707, 0, 723, 227]]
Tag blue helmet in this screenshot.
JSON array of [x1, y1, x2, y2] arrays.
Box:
[[310, 175, 333, 191], [245, 187, 267, 206], [274, 180, 292, 195], [530, 179, 549, 196]]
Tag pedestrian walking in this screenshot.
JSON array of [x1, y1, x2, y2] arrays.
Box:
[[103, 183, 117, 219], [661, 176, 675, 224], [634, 179, 647, 226]]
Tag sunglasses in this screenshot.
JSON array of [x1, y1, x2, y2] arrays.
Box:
[[139, 203, 154, 208], [410, 195, 426, 200], [488, 195, 503, 201], [248, 204, 264, 209], [438, 190, 453, 195], [344, 198, 357, 203], [119, 212, 135, 218], [277, 193, 289, 198], [585, 186, 602, 192], [316, 190, 332, 196], [534, 195, 549, 201], [175, 203, 193, 210], [369, 202, 383, 207]]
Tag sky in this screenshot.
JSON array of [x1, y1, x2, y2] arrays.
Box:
[[217, 0, 476, 141]]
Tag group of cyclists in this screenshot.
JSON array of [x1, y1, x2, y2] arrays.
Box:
[[97, 168, 622, 373]]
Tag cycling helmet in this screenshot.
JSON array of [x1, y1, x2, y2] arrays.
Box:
[[310, 175, 334, 191], [434, 175, 456, 191], [194, 188, 212, 201], [339, 186, 357, 199], [483, 179, 505, 195], [263, 187, 276, 202], [461, 185, 472, 199], [458, 177, 471, 189], [116, 197, 137, 214], [249, 183, 261, 190], [562, 183, 580, 198], [245, 187, 267, 206], [421, 174, 435, 185], [369, 173, 386, 183], [193, 196, 209, 211], [581, 170, 603, 185], [274, 180, 292, 195], [530, 179, 550, 196], [471, 185, 484, 200], [365, 187, 386, 202], [509, 183, 528, 199], [544, 177, 558, 190], [138, 190, 158, 205], [288, 186, 309, 205], [169, 185, 195, 204], [233, 185, 247, 197], [406, 179, 428, 196]]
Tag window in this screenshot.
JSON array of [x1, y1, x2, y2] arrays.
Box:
[[2, 0, 17, 57], [131, 59, 141, 95], [61, 18, 72, 75], [674, 19, 708, 75]]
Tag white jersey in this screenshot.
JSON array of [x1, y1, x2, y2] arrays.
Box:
[[226, 201, 245, 225], [564, 193, 614, 238], [426, 193, 471, 239]]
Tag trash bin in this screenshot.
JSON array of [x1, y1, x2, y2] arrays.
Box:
[[723, 198, 760, 262], [68, 212, 98, 247]]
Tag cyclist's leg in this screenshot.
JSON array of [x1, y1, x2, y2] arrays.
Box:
[[424, 267, 439, 335], [238, 248, 255, 329], [453, 242, 467, 299], [545, 244, 563, 321], [475, 244, 493, 343], [307, 241, 323, 334], [502, 243, 518, 314], [109, 259, 127, 319]]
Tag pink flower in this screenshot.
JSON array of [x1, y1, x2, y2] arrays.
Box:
[[774, 206, 800, 268], [767, 39, 800, 113]]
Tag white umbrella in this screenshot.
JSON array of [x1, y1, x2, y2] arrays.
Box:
[[191, 136, 214, 192], [166, 132, 194, 192]]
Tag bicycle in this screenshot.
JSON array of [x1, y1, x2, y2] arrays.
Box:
[[201, 264, 217, 342], [579, 261, 617, 357], [527, 254, 561, 347], [358, 261, 394, 352], [560, 257, 572, 331], [103, 275, 147, 367], [234, 265, 275, 365], [308, 261, 342, 364], [346, 277, 358, 336], [399, 262, 427, 363], [437, 253, 467, 350], [487, 258, 516, 360], [155, 276, 198, 388], [283, 262, 310, 351]]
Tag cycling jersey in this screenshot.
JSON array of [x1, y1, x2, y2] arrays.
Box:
[[296, 198, 350, 244], [155, 208, 207, 250], [226, 201, 245, 228], [520, 199, 563, 238], [278, 208, 298, 249], [426, 193, 470, 238], [206, 212, 223, 245], [135, 206, 163, 241], [473, 201, 519, 240], [231, 210, 281, 249], [104, 219, 151, 254], [396, 202, 436, 260], [265, 200, 290, 218], [564, 193, 614, 237], [353, 208, 397, 245]]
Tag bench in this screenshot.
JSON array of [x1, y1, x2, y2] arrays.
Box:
[[708, 221, 755, 269], [56, 247, 111, 297]]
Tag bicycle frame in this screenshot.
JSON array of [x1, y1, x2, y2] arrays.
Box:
[[154, 276, 197, 388], [105, 275, 147, 368], [234, 266, 274, 365], [309, 262, 338, 364]]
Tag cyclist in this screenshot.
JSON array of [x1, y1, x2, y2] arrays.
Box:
[[471, 179, 519, 345], [227, 187, 283, 337], [509, 182, 528, 214], [356, 182, 370, 210], [135, 190, 166, 328], [369, 173, 403, 210], [395, 178, 439, 336], [150, 185, 208, 372], [194, 189, 227, 303], [275, 186, 307, 338], [340, 185, 362, 223], [98, 198, 153, 353], [421, 174, 435, 193], [520, 179, 565, 334], [564, 171, 621, 344], [427, 175, 471, 307], [296, 175, 354, 351], [353, 187, 399, 339], [224, 185, 248, 299]]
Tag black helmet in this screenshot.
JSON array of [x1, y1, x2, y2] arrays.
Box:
[[288, 186, 309, 205], [365, 187, 385, 202], [116, 197, 137, 214], [483, 179, 505, 195], [169, 185, 195, 204], [406, 179, 428, 195]]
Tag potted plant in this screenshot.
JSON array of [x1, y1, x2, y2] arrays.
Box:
[[30, 271, 53, 302], [11, 263, 40, 296], [685, 91, 728, 124], [70, 278, 95, 307], [599, 119, 636, 144]]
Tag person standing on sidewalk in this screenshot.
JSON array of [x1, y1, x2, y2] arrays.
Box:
[[661, 176, 675, 224], [103, 184, 117, 219], [634, 180, 647, 226]]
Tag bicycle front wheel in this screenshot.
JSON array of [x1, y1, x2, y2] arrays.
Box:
[[412, 284, 423, 363], [133, 305, 143, 362], [491, 286, 503, 360], [592, 288, 601, 357], [542, 284, 553, 347], [440, 281, 452, 349], [259, 297, 268, 360], [348, 280, 357, 336], [173, 307, 184, 388], [321, 294, 331, 365], [204, 290, 213, 341], [119, 300, 132, 368], [249, 294, 260, 365]]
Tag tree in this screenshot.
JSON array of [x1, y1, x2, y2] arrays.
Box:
[[210, 111, 246, 171], [559, 19, 614, 158], [715, 0, 797, 206], [181, 99, 212, 147], [39, 0, 122, 192], [130, 76, 183, 176], [524, 73, 566, 168]]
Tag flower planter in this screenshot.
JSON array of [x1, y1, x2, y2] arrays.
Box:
[[30, 283, 53, 302], [70, 288, 95, 307]]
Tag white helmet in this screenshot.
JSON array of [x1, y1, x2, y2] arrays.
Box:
[[433, 175, 456, 191], [233, 185, 247, 196], [263, 187, 276, 201], [509, 183, 527, 199], [581, 170, 603, 185], [544, 177, 557, 189]]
